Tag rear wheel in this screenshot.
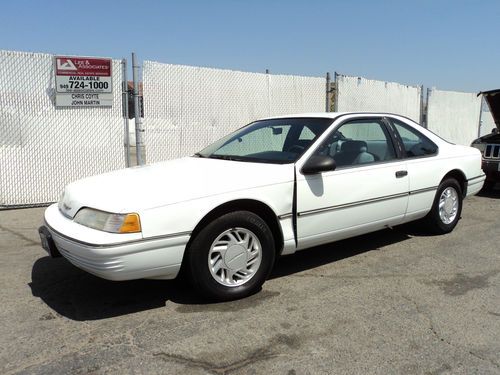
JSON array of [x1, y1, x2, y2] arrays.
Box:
[[423, 178, 463, 234], [186, 211, 275, 301]]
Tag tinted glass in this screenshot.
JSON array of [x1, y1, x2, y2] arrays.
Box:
[[197, 118, 333, 164], [313, 119, 396, 168], [392, 119, 438, 157]]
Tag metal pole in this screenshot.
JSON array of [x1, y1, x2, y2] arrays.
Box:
[[325, 72, 331, 112], [333, 72, 339, 112], [425, 88, 431, 129], [121, 59, 131, 167], [132, 52, 144, 166], [419, 84, 424, 126]]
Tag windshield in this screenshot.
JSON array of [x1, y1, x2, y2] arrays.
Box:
[[195, 118, 333, 164]]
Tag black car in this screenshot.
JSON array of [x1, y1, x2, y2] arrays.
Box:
[[471, 89, 500, 189]]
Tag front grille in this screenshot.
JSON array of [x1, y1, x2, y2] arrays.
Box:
[[484, 144, 500, 159]]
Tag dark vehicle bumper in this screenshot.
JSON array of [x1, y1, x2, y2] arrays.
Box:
[[38, 226, 61, 258], [482, 159, 500, 182]]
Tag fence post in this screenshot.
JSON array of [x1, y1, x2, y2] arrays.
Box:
[[425, 88, 431, 129], [325, 72, 331, 112], [121, 59, 131, 167], [132, 52, 144, 165], [419, 84, 424, 126], [333, 72, 339, 112]]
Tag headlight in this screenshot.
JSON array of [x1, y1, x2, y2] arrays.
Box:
[[73, 208, 141, 233]]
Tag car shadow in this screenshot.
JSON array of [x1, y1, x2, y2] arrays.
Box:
[[270, 227, 411, 279], [30, 226, 415, 321]]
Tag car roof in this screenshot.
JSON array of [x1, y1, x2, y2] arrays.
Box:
[[262, 112, 417, 123], [263, 112, 347, 120]]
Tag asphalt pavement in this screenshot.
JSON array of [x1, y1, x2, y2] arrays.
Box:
[[1, 189, 499, 374]]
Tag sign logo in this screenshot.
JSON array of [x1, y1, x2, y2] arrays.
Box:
[[56, 58, 77, 71]]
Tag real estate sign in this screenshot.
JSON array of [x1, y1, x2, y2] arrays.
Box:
[[54, 56, 113, 107]]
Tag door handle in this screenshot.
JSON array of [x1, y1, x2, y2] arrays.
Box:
[[395, 170, 408, 178]]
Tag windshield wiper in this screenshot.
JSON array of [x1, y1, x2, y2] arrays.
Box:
[[208, 154, 247, 162], [193, 152, 206, 158]]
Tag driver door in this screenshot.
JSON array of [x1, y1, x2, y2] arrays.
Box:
[[296, 117, 409, 250]]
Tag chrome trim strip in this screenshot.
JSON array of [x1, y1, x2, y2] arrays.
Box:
[[409, 186, 438, 195], [44, 221, 191, 248], [297, 185, 441, 218], [278, 213, 293, 220], [467, 174, 486, 183], [297, 192, 409, 217]]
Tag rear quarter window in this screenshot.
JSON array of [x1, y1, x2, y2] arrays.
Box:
[[392, 119, 438, 157]]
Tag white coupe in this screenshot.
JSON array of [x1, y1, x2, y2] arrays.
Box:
[[39, 113, 485, 300]]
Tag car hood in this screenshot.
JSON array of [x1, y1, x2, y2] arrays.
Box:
[[472, 132, 500, 145], [479, 89, 500, 131], [60, 157, 294, 217]]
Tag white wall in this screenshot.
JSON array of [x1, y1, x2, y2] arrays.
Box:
[[335, 74, 422, 123], [426, 89, 481, 145]]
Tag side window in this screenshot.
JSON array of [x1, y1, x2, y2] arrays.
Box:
[[391, 119, 438, 157], [313, 119, 396, 168]]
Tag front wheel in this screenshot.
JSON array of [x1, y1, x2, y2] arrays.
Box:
[[423, 178, 463, 234], [185, 211, 276, 301]]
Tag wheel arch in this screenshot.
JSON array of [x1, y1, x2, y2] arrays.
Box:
[[441, 169, 467, 197], [187, 199, 284, 257]]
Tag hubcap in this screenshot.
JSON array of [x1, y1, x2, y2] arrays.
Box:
[[208, 228, 262, 287], [438, 187, 459, 224]]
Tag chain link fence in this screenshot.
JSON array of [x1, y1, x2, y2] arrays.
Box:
[[142, 61, 325, 163], [334, 74, 422, 123], [1, 49, 490, 207], [426, 88, 482, 146], [0, 50, 127, 208]]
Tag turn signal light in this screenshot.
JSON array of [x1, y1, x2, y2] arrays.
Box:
[[119, 213, 141, 233]]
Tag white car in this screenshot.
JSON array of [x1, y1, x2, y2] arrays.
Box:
[[39, 113, 485, 300]]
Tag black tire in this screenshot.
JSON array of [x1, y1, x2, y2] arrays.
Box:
[[423, 178, 463, 234], [185, 211, 275, 301]]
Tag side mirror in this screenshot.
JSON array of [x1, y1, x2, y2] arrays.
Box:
[[301, 155, 336, 175], [492, 128, 498, 135]]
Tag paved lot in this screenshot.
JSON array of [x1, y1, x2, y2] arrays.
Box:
[[1, 190, 499, 375]]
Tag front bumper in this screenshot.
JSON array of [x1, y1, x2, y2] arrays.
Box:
[[41, 204, 190, 281], [481, 158, 500, 182]]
